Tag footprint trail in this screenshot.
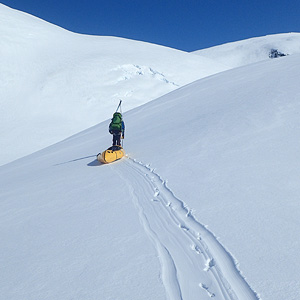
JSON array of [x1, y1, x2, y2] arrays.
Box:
[[116, 157, 260, 300]]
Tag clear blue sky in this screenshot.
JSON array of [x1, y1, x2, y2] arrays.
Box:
[[2, 0, 300, 51]]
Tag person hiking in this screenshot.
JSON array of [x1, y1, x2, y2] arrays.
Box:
[[109, 112, 125, 147]]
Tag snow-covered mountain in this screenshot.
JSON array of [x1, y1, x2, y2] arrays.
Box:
[[1, 48, 300, 299], [193, 32, 300, 68], [0, 3, 227, 165], [2, 3, 300, 300]]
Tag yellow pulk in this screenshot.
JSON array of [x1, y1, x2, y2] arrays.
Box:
[[97, 146, 125, 164]]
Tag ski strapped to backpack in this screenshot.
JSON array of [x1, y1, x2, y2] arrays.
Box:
[[115, 99, 122, 114]]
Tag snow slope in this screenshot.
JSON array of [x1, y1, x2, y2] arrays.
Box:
[[193, 32, 300, 69], [1, 51, 300, 299], [0, 4, 227, 166]]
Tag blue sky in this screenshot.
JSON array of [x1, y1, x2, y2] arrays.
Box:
[[2, 0, 300, 51]]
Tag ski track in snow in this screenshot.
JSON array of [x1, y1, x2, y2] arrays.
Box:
[[116, 157, 260, 300]]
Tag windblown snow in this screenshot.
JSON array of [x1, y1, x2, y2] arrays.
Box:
[[1, 3, 300, 300]]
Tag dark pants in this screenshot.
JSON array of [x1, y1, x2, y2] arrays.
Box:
[[112, 131, 121, 146]]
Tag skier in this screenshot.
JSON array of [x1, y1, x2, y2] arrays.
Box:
[[109, 112, 125, 147]]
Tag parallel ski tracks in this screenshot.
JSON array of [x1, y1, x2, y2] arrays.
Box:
[[116, 157, 260, 300]]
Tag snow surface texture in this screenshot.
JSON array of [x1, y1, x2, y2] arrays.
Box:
[[119, 158, 258, 300], [0, 3, 227, 166], [1, 50, 300, 299], [193, 33, 300, 69]]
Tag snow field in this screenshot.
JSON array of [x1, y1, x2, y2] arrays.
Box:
[[2, 52, 300, 299], [122, 53, 300, 300], [0, 134, 166, 299]]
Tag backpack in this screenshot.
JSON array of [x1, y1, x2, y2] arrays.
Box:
[[109, 112, 122, 132]]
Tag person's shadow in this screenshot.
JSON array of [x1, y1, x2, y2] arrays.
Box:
[[87, 158, 103, 167], [54, 155, 103, 167]]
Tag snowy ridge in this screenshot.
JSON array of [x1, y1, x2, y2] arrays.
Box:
[[119, 157, 259, 300], [193, 32, 300, 68]]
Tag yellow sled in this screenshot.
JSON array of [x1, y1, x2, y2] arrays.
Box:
[[97, 146, 125, 164]]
